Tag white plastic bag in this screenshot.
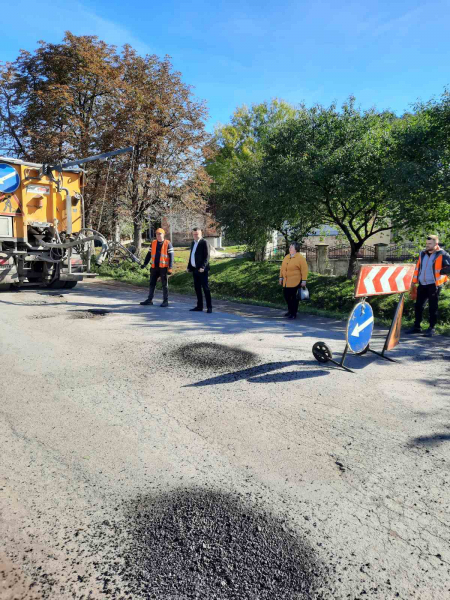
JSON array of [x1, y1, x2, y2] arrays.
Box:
[[299, 286, 310, 301]]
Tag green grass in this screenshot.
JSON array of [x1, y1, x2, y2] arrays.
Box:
[[93, 257, 450, 334], [216, 245, 247, 253]]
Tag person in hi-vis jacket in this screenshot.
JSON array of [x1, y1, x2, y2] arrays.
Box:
[[140, 228, 174, 307], [406, 234, 450, 337]]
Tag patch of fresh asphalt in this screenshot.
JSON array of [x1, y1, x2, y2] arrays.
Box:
[[1, 279, 449, 599]]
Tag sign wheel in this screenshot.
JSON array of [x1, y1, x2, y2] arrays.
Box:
[[312, 341, 333, 363]]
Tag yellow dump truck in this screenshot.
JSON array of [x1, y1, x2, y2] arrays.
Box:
[[0, 147, 131, 290]]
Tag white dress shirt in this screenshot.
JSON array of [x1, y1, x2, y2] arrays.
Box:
[[190, 240, 199, 267]]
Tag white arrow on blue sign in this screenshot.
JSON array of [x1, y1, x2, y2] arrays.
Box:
[[0, 164, 20, 194], [346, 301, 374, 353]]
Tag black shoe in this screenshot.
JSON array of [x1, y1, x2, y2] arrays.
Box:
[[284, 312, 291, 317], [140, 299, 153, 305], [207, 308, 212, 313], [160, 301, 169, 307], [405, 327, 421, 334], [288, 314, 297, 319], [190, 307, 203, 312], [424, 328, 436, 337]]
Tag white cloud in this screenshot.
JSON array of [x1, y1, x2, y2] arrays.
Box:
[[3, 0, 154, 57], [72, 3, 154, 55], [371, 7, 425, 37]]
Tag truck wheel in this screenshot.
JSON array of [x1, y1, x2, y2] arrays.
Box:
[[64, 281, 78, 289], [47, 279, 66, 289], [0, 283, 11, 291]]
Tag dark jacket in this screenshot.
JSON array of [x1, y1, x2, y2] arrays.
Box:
[[187, 238, 210, 272]]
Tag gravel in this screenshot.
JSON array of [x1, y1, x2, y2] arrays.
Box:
[[172, 343, 258, 371], [69, 309, 111, 319], [116, 487, 326, 599]]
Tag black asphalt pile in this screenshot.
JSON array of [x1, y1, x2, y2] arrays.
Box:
[[117, 487, 326, 599], [172, 342, 258, 371], [70, 309, 110, 319]]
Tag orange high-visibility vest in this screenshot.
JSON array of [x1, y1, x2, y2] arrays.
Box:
[[412, 250, 448, 287], [151, 239, 170, 268]]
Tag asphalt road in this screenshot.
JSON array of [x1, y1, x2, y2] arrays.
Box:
[[1, 280, 449, 599]]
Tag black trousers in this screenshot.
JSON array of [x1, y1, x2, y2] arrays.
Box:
[[192, 270, 212, 309], [414, 283, 442, 328], [283, 285, 300, 316], [148, 267, 168, 302]]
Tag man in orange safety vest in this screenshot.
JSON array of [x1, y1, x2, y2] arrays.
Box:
[[406, 234, 450, 337], [140, 228, 174, 307]]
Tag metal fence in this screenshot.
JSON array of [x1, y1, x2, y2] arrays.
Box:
[[268, 242, 421, 264], [268, 244, 317, 262], [327, 244, 376, 259], [385, 243, 418, 262]]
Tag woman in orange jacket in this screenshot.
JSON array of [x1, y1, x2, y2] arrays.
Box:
[[279, 242, 308, 319]]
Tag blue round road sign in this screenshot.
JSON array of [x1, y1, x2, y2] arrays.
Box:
[[0, 164, 20, 194], [346, 301, 374, 354]]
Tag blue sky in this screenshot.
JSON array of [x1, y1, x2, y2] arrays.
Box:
[[1, 0, 449, 131]]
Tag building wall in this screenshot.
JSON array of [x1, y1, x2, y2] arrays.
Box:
[[161, 211, 221, 246]]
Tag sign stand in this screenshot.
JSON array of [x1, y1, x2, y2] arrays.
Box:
[[312, 262, 414, 374], [312, 340, 354, 373], [365, 346, 397, 363], [365, 292, 405, 363], [312, 298, 374, 373]]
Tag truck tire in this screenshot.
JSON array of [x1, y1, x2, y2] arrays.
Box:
[[64, 281, 78, 289], [48, 279, 66, 289]]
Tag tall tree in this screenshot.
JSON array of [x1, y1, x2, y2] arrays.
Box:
[[0, 34, 210, 245], [0, 33, 125, 227], [207, 100, 320, 256], [263, 98, 449, 277], [109, 47, 210, 255]]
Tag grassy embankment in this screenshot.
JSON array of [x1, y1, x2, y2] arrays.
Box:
[[94, 248, 450, 334]]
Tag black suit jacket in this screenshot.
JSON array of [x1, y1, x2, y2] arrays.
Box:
[[187, 238, 210, 272]]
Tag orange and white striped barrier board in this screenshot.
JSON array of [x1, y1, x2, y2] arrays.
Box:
[[355, 264, 415, 298]]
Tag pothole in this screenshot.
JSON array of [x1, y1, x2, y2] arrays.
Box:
[[172, 342, 258, 371], [70, 309, 111, 319], [39, 293, 65, 298], [113, 488, 326, 599]]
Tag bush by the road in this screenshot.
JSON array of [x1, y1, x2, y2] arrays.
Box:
[[94, 257, 450, 334]]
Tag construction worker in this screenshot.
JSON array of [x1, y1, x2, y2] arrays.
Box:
[[140, 228, 174, 307], [406, 234, 450, 337]]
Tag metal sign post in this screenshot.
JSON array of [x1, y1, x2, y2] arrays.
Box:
[[313, 299, 374, 373], [312, 263, 415, 373]]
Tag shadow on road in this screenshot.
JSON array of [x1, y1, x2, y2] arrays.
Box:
[[408, 429, 450, 447], [184, 360, 330, 387], [2, 282, 449, 366]]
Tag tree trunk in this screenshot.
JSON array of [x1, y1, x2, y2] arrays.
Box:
[[111, 200, 120, 243], [113, 221, 120, 244], [347, 244, 363, 279], [254, 243, 267, 262], [133, 220, 143, 258]]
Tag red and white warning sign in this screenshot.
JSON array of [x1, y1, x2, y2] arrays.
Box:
[[355, 264, 415, 297]]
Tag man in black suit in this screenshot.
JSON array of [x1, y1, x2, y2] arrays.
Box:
[[187, 227, 212, 313]]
